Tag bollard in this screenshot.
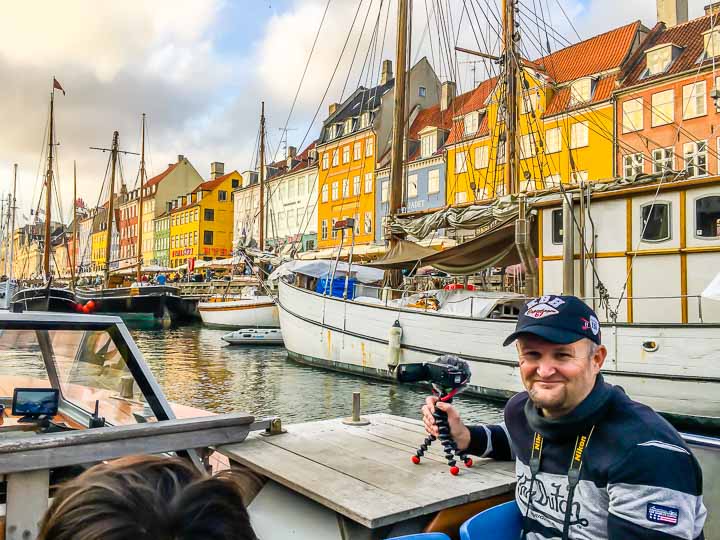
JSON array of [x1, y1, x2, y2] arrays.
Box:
[[342, 391, 370, 426], [119, 375, 134, 399]]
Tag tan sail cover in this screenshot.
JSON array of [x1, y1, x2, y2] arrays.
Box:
[[370, 218, 531, 274]]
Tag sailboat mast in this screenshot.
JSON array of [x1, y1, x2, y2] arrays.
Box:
[[136, 113, 146, 282], [71, 161, 77, 288], [8, 165, 16, 283], [43, 89, 55, 280], [259, 102, 266, 251], [388, 0, 409, 240], [503, 0, 519, 196], [103, 131, 119, 288]]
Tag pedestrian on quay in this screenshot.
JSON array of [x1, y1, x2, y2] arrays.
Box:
[[38, 455, 257, 540], [156, 273, 166, 286], [422, 295, 706, 539]]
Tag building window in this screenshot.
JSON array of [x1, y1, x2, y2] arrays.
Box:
[[475, 146, 489, 169], [496, 141, 506, 164], [684, 141, 708, 177], [342, 146, 350, 164], [704, 28, 720, 59], [545, 174, 561, 187], [428, 169, 440, 194], [193, 230, 198, 245], [321, 219, 328, 240], [332, 181, 339, 200], [232, 179, 239, 189], [321, 184, 329, 203], [569, 78, 593, 105], [204, 208, 215, 221], [645, 45, 673, 77], [545, 127, 561, 154], [455, 191, 467, 204], [407, 175, 418, 198], [366, 137, 374, 157], [203, 231, 214, 245], [365, 173, 373, 193], [623, 153, 644, 179], [652, 147, 674, 174], [298, 176, 306, 195], [332, 149, 339, 167], [640, 202, 671, 242], [359, 112, 370, 129], [344, 118, 353, 134], [521, 91, 538, 114], [695, 195, 720, 238], [364, 212, 372, 234], [520, 133, 536, 158], [651, 90, 674, 127], [353, 213, 360, 235], [570, 122, 589, 149], [353, 142, 361, 160], [682, 82, 706, 119], [381, 180, 389, 203], [218, 190, 228, 202], [571, 170, 588, 183], [288, 179, 296, 198], [464, 112, 479, 135], [455, 152, 467, 173], [551, 208, 563, 244], [622, 98, 643, 133], [419, 86, 426, 97], [331, 218, 337, 239], [353, 175, 361, 195], [342, 178, 350, 198], [421, 133, 437, 158], [322, 152, 329, 169]]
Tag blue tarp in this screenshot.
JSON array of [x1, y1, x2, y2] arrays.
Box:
[[315, 276, 357, 299]]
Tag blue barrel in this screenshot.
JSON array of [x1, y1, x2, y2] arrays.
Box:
[[315, 276, 357, 299]]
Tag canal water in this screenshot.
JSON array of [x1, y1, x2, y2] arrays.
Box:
[[131, 325, 505, 426]]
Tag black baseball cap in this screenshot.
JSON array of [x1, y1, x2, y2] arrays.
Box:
[[503, 295, 602, 346]]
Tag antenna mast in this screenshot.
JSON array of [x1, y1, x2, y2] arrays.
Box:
[[136, 114, 146, 282], [259, 102, 266, 251], [71, 161, 77, 289], [503, 0, 519, 196], [43, 88, 55, 281]]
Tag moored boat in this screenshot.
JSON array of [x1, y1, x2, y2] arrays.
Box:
[[222, 327, 284, 345], [199, 286, 279, 329]]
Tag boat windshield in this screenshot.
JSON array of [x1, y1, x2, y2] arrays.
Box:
[[0, 326, 161, 427]]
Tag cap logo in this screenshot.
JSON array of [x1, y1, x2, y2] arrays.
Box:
[[589, 315, 600, 335], [525, 296, 565, 319]]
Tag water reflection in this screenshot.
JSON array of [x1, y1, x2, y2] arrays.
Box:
[[131, 325, 505, 425]]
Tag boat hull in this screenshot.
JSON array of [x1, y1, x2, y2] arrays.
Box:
[[199, 299, 279, 329], [75, 286, 184, 324], [12, 287, 77, 313], [222, 328, 284, 345], [278, 280, 720, 429]]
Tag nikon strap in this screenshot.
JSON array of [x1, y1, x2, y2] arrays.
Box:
[[520, 426, 595, 540]]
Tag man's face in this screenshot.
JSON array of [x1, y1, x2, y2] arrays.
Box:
[[516, 335, 606, 418]]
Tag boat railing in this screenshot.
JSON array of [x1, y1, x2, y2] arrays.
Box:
[[352, 284, 710, 323], [0, 412, 273, 539]]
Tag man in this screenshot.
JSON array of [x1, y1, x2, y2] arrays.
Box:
[[423, 295, 706, 539]]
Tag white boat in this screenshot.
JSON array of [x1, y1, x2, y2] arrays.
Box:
[[222, 327, 284, 345], [198, 286, 279, 329]]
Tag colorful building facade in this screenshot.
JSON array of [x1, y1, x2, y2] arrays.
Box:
[[153, 213, 170, 268]]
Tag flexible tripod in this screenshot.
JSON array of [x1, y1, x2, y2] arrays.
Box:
[[412, 390, 473, 476]]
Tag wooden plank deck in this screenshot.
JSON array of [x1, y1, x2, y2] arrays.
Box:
[[218, 413, 515, 529]]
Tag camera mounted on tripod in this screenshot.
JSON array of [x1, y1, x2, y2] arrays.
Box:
[[396, 356, 473, 475]]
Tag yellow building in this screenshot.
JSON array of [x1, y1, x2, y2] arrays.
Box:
[[91, 229, 107, 272], [445, 21, 645, 203], [169, 170, 240, 268]]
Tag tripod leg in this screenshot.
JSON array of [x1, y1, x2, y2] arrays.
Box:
[[433, 408, 460, 475], [412, 434, 435, 464]]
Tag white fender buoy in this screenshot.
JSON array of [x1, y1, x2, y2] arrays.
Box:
[[387, 319, 402, 369]]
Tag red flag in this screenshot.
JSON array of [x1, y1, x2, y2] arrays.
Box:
[[53, 77, 65, 96]]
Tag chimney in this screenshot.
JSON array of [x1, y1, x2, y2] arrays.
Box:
[[210, 162, 225, 179], [705, 2, 720, 16], [381, 59, 393, 85], [656, 0, 688, 27], [440, 81, 457, 112], [329, 102, 339, 116], [286, 146, 297, 159], [177, 154, 185, 163]]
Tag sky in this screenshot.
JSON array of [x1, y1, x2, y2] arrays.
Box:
[[0, 0, 707, 225]]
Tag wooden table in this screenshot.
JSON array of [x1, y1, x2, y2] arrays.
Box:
[[218, 414, 515, 537]]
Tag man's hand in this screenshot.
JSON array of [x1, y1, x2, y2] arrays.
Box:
[[421, 396, 471, 452]]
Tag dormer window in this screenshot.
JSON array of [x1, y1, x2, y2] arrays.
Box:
[[464, 111, 480, 136], [329, 124, 339, 139], [704, 28, 720, 59], [643, 44, 681, 77], [344, 118, 354, 134], [420, 131, 437, 159], [359, 111, 370, 129], [569, 78, 594, 105]]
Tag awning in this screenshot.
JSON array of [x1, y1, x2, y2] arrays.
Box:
[[368, 218, 533, 275]]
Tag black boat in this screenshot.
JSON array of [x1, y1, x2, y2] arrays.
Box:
[[74, 285, 187, 324], [12, 286, 77, 313]]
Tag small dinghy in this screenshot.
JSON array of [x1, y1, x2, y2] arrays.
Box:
[[222, 327, 284, 346]]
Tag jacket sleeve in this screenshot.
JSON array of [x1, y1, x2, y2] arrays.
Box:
[[466, 422, 514, 461], [606, 441, 707, 540]]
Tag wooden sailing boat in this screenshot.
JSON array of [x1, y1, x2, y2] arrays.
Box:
[[198, 102, 280, 330], [274, 0, 720, 429], [12, 78, 77, 312]]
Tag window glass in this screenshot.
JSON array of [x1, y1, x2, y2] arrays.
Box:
[[203, 230, 214, 245], [332, 150, 339, 166], [353, 142, 361, 161], [321, 184, 329, 203], [695, 195, 720, 238], [640, 202, 671, 242], [622, 98, 643, 133], [569, 78, 592, 105], [342, 178, 349, 198], [421, 133, 437, 158], [218, 190, 228, 202], [682, 82, 706, 119], [364, 173, 373, 193], [455, 191, 467, 204], [321, 219, 328, 240], [684, 141, 708, 177], [381, 180, 389, 203], [342, 146, 350, 164], [366, 138, 374, 157], [646, 46, 672, 76], [570, 122, 589, 149], [353, 175, 361, 195], [455, 152, 467, 173], [464, 112, 479, 135], [407, 175, 418, 198], [623, 153, 644, 179], [571, 170, 588, 183], [204, 208, 215, 221], [332, 182, 339, 200], [364, 212, 372, 234], [428, 169, 440, 194], [551, 208, 563, 244], [419, 86, 426, 97], [704, 29, 720, 58], [322, 153, 329, 169], [652, 147, 674, 174], [651, 90, 674, 127], [521, 91, 538, 114], [475, 146, 489, 168], [545, 128, 561, 154], [520, 134, 536, 158]]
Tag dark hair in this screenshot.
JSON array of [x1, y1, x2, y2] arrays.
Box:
[[38, 455, 257, 540]]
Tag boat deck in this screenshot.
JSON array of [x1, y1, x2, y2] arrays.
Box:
[[218, 413, 516, 530]]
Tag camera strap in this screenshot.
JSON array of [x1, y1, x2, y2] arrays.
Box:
[[520, 426, 595, 540]]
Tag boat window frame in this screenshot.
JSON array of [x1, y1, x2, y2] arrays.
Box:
[[694, 193, 720, 240], [551, 208, 564, 245], [0, 314, 174, 423], [639, 200, 672, 243]]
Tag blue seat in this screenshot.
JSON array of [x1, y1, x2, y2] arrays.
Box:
[[386, 534, 451, 540], [459, 500, 523, 540]]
